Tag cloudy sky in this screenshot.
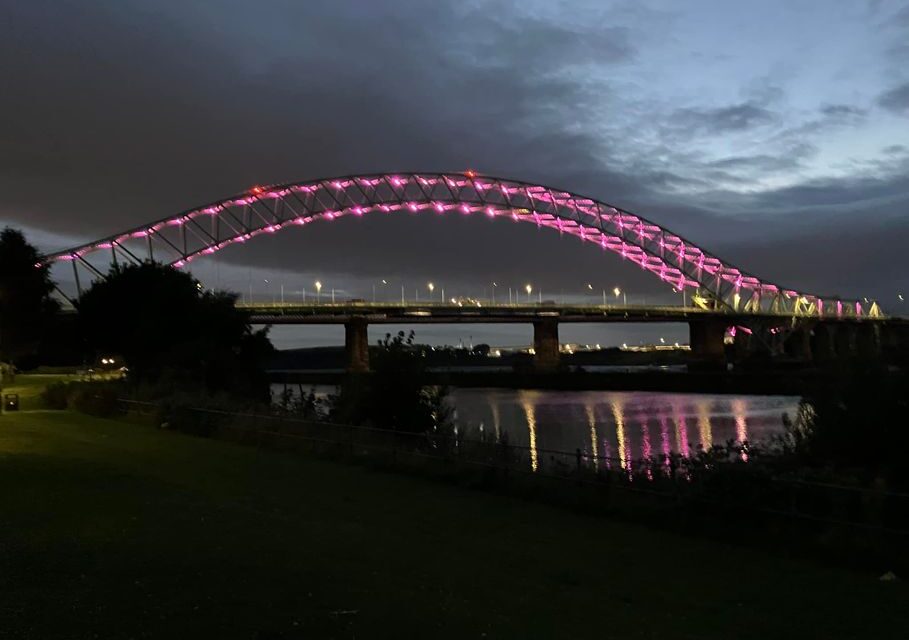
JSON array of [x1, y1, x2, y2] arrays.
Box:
[[1, 0, 908, 345]]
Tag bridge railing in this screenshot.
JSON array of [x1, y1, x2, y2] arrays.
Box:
[[234, 301, 702, 310], [232, 300, 889, 319]]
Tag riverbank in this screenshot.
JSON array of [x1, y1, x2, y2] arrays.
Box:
[[1, 381, 907, 637]]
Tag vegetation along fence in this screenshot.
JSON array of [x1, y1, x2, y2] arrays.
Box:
[[118, 399, 909, 542]]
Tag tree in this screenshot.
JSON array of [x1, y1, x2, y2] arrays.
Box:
[[328, 330, 452, 432], [781, 370, 909, 485], [0, 227, 60, 367], [471, 343, 491, 357], [77, 262, 273, 400]]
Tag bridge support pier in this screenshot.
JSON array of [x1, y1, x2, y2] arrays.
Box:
[[882, 322, 908, 350], [881, 323, 909, 366], [533, 319, 560, 371], [344, 318, 370, 373], [689, 318, 726, 371], [834, 325, 855, 359], [856, 324, 881, 360], [784, 326, 813, 362], [811, 324, 836, 363]]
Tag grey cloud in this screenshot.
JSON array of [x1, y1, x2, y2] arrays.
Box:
[[723, 215, 909, 302], [0, 0, 639, 240], [1, 0, 907, 306], [757, 109, 864, 166], [741, 79, 786, 107], [719, 157, 909, 213], [881, 4, 909, 61], [890, 4, 909, 26], [670, 102, 777, 135], [878, 82, 909, 114], [820, 104, 867, 118], [460, 17, 635, 69], [887, 42, 909, 61], [706, 154, 802, 173]]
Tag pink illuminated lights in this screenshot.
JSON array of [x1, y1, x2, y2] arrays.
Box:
[[42, 172, 864, 317]]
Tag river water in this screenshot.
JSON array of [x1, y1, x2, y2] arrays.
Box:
[[272, 384, 800, 467], [448, 389, 800, 468]]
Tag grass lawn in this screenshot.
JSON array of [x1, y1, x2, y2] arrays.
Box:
[[1, 382, 907, 638], [1, 374, 78, 411]]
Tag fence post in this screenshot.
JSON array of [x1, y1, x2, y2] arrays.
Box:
[[392, 428, 398, 466], [503, 441, 511, 484]]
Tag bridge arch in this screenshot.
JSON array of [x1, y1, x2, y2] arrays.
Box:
[[42, 171, 873, 318]]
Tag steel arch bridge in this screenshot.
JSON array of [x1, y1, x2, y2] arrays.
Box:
[[42, 171, 880, 319]]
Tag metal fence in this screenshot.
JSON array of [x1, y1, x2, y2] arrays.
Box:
[[118, 399, 909, 537]]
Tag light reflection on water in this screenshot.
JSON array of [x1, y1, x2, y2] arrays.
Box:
[[697, 400, 713, 450], [611, 399, 628, 470], [519, 394, 539, 472], [270, 384, 800, 473], [585, 404, 598, 471], [450, 388, 800, 472]]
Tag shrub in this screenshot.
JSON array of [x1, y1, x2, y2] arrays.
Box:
[[67, 383, 120, 417], [328, 331, 454, 433], [41, 381, 70, 409], [777, 371, 909, 486], [39, 380, 123, 417]]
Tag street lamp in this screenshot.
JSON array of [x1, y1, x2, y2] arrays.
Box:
[[525, 283, 532, 303], [315, 280, 322, 303], [427, 282, 434, 303], [614, 286, 626, 306], [264, 279, 275, 305], [373, 279, 387, 303], [492, 282, 498, 304]]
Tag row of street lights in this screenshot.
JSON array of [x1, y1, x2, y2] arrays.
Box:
[[246, 281, 906, 311], [586, 283, 625, 306], [301, 280, 630, 305], [247, 278, 636, 305]]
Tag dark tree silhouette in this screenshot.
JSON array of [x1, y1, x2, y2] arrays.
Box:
[[77, 262, 272, 400], [0, 228, 60, 367], [471, 343, 491, 357], [782, 370, 909, 485], [329, 330, 452, 432]]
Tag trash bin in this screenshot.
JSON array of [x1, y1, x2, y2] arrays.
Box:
[[4, 394, 19, 412]]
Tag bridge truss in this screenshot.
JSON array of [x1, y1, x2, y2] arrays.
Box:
[[41, 172, 879, 318]]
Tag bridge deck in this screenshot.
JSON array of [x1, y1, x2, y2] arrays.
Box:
[[237, 303, 887, 325]]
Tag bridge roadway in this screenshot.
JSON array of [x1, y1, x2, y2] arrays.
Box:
[[238, 302, 899, 373], [240, 301, 892, 324]]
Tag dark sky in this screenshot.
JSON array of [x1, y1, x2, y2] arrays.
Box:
[[2, 0, 908, 316]]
